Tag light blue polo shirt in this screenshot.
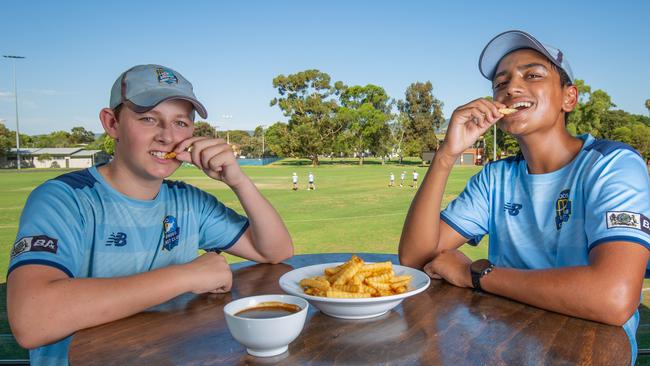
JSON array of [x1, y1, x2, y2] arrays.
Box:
[[8, 166, 249, 365], [441, 134, 650, 364]]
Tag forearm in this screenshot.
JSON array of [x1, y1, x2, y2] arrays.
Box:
[[8, 265, 190, 349], [399, 151, 457, 269], [231, 176, 293, 263], [481, 266, 640, 326]]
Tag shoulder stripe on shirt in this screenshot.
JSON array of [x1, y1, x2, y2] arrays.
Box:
[[585, 139, 641, 158], [588, 235, 650, 252], [53, 169, 97, 189], [163, 180, 187, 189], [440, 214, 482, 245], [7, 259, 74, 278]]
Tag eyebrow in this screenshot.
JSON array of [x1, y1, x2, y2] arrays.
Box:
[[493, 63, 549, 80], [141, 110, 192, 119]]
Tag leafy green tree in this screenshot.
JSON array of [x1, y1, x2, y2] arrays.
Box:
[[397, 81, 445, 155], [264, 122, 290, 158], [630, 123, 650, 159], [599, 110, 637, 139], [338, 84, 392, 164], [0, 123, 13, 156], [70, 126, 95, 145], [610, 126, 632, 145], [390, 113, 408, 163], [33, 131, 71, 148], [567, 80, 614, 137], [270, 70, 344, 166], [193, 122, 215, 137], [103, 136, 115, 155], [645, 99, 650, 116]]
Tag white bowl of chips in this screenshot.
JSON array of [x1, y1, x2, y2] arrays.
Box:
[[278, 257, 430, 319]]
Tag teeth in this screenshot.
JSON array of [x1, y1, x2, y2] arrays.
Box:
[[510, 101, 532, 109], [150, 151, 167, 158]]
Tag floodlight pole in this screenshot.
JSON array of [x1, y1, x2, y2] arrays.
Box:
[[4, 55, 25, 170]]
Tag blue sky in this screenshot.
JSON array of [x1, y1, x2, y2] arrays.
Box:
[[1, 0, 649, 135]]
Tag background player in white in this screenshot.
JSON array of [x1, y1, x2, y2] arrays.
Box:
[[389, 172, 395, 187], [308, 172, 315, 190], [400, 171, 406, 187], [399, 30, 650, 363], [412, 170, 419, 188], [292, 172, 298, 190], [7, 64, 293, 365]]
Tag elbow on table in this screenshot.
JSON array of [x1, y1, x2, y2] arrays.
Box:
[[595, 287, 639, 326], [263, 240, 294, 264], [398, 251, 424, 270], [10, 318, 47, 350]]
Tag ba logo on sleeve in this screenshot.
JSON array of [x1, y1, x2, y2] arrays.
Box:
[[555, 189, 572, 230], [162, 215, 180, 251], [607, 211, 650, 235], [11, 235, 58, 258]]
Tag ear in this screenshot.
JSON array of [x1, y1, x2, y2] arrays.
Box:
[[562, 85, 578, 113], [99, 108, 120, 139]]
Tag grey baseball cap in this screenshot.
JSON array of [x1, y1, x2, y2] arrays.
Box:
[[109, 64, 207, 119], [479, 30, 574, 83]]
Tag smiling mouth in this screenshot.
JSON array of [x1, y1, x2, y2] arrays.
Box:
[[508, 101, 533, 112], [149, 151, 171, 159]]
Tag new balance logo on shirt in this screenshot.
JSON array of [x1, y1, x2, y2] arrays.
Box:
[[106, 232, 128, 247], [504, 202, 523, 216]]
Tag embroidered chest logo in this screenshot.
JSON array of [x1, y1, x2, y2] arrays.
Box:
[[162, 215, 180, 251], [504, 202, 523, 216], [555, 189, 572, 230], [106, 232, 128, 247]]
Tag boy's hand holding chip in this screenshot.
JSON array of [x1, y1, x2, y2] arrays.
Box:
[[440, 98, 507, 159], [173, 137, 247, 188]]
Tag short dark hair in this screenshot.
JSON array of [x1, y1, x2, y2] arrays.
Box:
[[550, 63, 573, 123], [113, 104, 124, 121]]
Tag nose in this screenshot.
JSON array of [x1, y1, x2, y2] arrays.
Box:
[[506, 76, 525, 97], [155, 124, 174, 145]]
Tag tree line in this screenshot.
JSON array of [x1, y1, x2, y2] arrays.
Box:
[[0, 71, 649, 166]]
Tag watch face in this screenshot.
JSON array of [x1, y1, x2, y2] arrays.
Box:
[[471, 259, 491, 274]]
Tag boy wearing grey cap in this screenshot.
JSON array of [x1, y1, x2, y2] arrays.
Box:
[[7, 64, 293, 365], [399, 30, 649, 363]]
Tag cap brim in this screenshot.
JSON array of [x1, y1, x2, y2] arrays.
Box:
[[479, 30, 560, 81], [127, 88, 208, 119]]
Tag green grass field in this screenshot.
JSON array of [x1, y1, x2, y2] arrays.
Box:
[[0, 160, 648, 363]]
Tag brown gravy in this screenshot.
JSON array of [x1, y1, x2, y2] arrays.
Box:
[[235, 301, 302, 319]]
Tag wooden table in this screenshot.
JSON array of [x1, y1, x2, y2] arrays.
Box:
[[69, 253, 630, 365]]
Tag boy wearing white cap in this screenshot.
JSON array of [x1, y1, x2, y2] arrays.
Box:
[[399, 31, 649, 363], [7, 64, 293, 365]]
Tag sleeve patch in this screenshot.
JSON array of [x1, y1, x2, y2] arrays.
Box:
[[11, 235, 59, 258], [606, 211, 650, 235]]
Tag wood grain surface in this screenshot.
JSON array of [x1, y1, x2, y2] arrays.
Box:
[[69, 253, 630, 365]]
